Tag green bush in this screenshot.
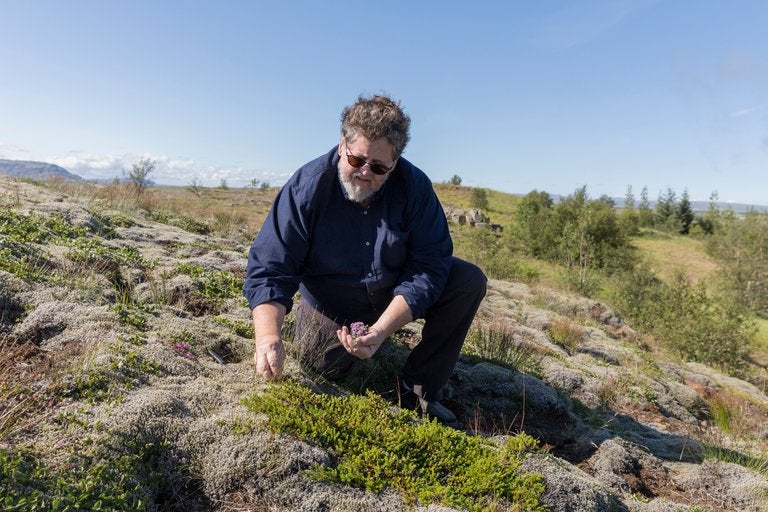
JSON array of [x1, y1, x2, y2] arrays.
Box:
[[706, 210, 768, 318], [244, 381, 546, 512], [513, 187, 634, 295], [452, 227, 539, 282], [470, 187, 489, 210], [611, 267, 755, 376]]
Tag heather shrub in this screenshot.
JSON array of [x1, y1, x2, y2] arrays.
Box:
[[244, 381, 546, 512]]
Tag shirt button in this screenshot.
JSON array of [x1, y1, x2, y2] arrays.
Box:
[[367, 273, 372, 277], [363, 211, 368, 215], [365, 242, 370, 246]]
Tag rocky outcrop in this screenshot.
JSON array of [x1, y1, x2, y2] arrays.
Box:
[[444, 206, 503, 231]]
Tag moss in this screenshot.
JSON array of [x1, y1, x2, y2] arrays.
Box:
[[244, 381, 547, 512]]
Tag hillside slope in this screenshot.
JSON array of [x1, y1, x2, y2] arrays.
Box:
[[0, 159, 82, 181], [1, 176, 767, 511]]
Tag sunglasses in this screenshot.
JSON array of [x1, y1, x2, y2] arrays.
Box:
[[345, 143, 396, 175]]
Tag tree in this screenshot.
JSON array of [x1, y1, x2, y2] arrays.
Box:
[[125, 157, 155, 196], [514, 190, 554, 258], [697, 190, 721, 235], [619, 185, 639, 236], [448, 175, 462, 186], [655, 188, 679, 232], [470, 187, 489, 210], [637, 186, 654, 227], [553, 188, 631, 294], [675, 189, 694, 234], [186, 178, 204, 196], [706, 210, 768, 318]]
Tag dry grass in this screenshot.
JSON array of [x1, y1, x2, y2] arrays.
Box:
[[632, 234, 718, 285], [0, 340, 59, 442], [41, 179, 277, 244]]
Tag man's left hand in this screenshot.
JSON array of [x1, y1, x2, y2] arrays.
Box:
[[337, 325, 385, 360]]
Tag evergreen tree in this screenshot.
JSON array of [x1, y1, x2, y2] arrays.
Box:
[[623, 185, 636, 210], [620, 185, 639, 235], [655, 188, 679, 231], [638, 186, 654, 227], [700, 190, 721, 234], [676, 189, 695, 234]]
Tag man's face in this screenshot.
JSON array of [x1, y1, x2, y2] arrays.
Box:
[[337, 136, 397, 205]]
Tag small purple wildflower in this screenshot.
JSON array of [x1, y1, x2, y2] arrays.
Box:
[[350, 322, 368, 339], [171, 341, 197, 361]]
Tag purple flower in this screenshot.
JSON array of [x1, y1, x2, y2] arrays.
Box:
[[171, 341, 197, 361], [350, 322, 368, 339]]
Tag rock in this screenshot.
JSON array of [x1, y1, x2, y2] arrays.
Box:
[[522, 454, 627, 512]]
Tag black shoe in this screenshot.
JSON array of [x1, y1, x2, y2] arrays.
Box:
[[397, 378, 460, 429]]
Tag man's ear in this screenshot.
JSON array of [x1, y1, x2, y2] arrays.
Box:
[[338, 136, 345, 156]]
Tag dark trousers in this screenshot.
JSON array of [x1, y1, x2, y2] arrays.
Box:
[[294, 257, 487, 400]]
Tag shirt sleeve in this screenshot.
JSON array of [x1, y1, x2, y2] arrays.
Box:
[[392, 170, 453, 319], [242, 181, 309, 313]]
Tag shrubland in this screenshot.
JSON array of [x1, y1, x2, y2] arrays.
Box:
[[1, 176, 767, 511]]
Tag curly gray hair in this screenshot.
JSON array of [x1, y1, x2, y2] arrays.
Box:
[[340, 94, 411, 159]]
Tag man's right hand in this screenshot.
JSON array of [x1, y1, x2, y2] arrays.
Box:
[[254, 337, 286, 381]]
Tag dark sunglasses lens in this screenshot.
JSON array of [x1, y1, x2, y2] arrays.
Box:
[[369, 164, 389, 175], [346, 154, 366, 168]]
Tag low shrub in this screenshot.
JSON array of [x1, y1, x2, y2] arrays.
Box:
[[0, 446, 146, 511], [244, 381, 546, 512]]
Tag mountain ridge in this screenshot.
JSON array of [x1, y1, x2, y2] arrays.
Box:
[[0, 159, 82, 181]]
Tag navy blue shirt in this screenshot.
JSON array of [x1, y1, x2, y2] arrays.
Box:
[[243, 146, 453, 324]]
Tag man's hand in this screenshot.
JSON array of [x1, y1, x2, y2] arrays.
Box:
[[337, 326, 385, 360], [253, 337, 286, 381]]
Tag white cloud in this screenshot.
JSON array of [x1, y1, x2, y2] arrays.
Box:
[[730, 105, 767, 118], [1, 144, 292, 187], [530, 0, 662, 51], [44, 150, 291, 188], [0, 144, 36, 161]]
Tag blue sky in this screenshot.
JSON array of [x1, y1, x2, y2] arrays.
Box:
[[2, 1, 767, 205]]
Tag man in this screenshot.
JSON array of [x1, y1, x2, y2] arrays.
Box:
[[243, 94, 486, 426]]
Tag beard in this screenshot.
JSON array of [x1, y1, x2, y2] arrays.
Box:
[[338, 167, 388, 204]]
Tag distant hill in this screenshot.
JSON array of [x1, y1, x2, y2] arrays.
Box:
[[0, 159, 82, 181]]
